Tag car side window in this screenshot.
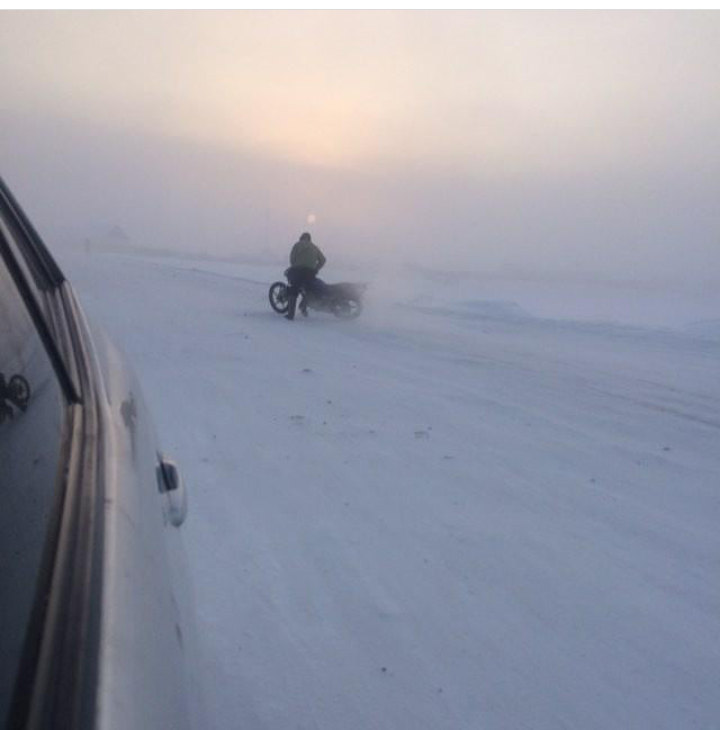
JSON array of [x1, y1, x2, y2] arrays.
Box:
[[0, 227, 65, 722]]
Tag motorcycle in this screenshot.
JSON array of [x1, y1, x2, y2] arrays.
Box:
[[269, 269, 367, 319], [0, 372, 31, 423]]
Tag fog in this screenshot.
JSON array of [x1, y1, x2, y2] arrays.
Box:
[[3, 17, 719, 726], [1, 11, 719, 284]]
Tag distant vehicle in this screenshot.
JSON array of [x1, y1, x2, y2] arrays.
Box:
[[0, 177, 198, 730], [269, 269, 367, 319]]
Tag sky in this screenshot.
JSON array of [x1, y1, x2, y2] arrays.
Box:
[[1, 11, 719, 282]]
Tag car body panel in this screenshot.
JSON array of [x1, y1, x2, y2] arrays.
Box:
[[82, 315, 200, 730]]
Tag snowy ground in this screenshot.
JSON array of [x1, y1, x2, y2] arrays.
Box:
[[65, 252, 719, 730]]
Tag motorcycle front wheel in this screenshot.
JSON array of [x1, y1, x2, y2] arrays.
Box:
[[269, 282, 289, 314]]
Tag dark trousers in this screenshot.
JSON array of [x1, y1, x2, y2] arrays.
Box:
[[286, 267, 317, 319]]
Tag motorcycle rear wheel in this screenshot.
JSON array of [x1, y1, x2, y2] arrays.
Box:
[[269, 282, 289, 314], [333, 298, 363, 319]]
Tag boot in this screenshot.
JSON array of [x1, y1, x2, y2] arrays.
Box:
[[285, 293, 297, 320]]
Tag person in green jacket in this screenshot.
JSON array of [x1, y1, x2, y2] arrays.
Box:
[[285, 232, 326, 320]]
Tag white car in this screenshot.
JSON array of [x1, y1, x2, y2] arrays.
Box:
[[0, 177, 198, 730]]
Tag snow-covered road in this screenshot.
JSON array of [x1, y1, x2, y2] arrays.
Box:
[[67, 253, 719, 730]]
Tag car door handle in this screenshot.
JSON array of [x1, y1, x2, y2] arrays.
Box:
[[157, 456, 188, 527]]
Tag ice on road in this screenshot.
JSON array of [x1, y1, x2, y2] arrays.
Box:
[[67, 253, 719, 730]]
